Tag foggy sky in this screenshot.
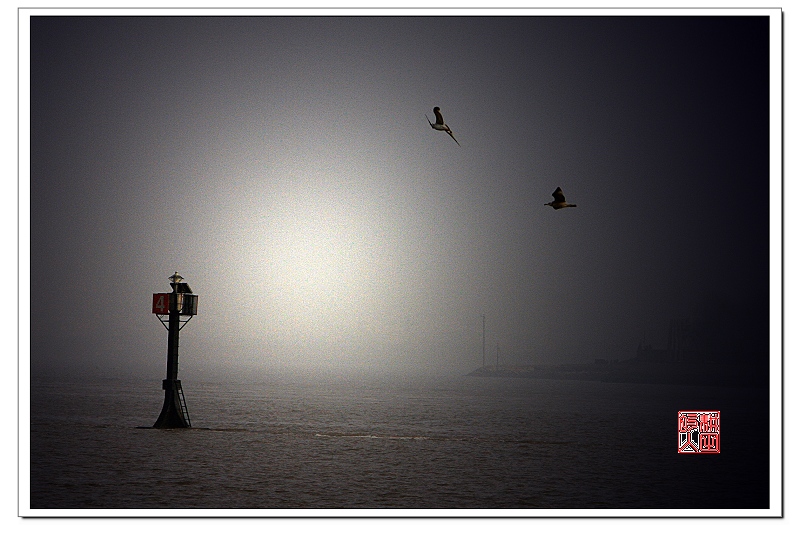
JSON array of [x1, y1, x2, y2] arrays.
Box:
[[28, 14, 773, 381]]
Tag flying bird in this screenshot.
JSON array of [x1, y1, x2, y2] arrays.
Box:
[[426, 106, 460, 146], [545, 187, 577, 209]]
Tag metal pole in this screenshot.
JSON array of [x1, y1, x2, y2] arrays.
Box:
[[482, 315, 486, 368], [154, 281, 190, 428], [166, 294, 180, 381]]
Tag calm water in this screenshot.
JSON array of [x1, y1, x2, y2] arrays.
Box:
[[28, 374, 769, 510]]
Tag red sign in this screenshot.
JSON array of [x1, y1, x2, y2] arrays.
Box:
[[152, 293, 170, 314]]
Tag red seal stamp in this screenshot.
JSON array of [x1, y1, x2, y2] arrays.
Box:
[[678, 411, 720, 453]]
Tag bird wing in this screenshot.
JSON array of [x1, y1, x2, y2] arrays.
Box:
[[425, 114, 433, 126], [552, 187, 566, 203], [433, 107, 445, 125], [446, 130, 460, 146]]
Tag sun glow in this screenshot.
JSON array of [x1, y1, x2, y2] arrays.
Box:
[[259, 179, 396, 341]]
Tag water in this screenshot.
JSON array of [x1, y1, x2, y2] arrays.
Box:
[[28, 374, 769, 510]]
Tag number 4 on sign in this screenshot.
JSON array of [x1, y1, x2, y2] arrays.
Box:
[[152, 293, 169, 314]]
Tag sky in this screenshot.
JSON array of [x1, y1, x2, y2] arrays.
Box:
[[26, 12, 776, 381]]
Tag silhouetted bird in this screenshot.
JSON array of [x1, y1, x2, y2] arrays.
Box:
[[426, 107, 460, 146], [545, 187, 577, 209]]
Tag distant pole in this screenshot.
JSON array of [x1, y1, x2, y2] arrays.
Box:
[[482, 315, 486, 368]]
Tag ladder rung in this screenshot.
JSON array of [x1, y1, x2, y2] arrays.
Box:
[[175, 382, 191, 427]]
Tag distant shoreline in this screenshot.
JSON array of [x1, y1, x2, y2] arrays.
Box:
[[467, 359, 768, 388]]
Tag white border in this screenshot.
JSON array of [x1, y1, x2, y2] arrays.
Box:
[[16, 5, 784, 520], [18, 8, 32, 521]]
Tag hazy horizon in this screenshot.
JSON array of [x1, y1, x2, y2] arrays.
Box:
[[28, 14, 773, 383]]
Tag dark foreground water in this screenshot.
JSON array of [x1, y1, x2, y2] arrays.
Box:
[[28, 374, 770, 511]]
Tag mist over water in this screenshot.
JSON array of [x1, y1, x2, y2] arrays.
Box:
[[28, 15, 772, 382]]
